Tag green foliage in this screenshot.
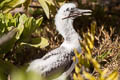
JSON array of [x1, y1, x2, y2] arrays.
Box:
[[21, 37, 49, 48], [73, 22, 119, 80], [0, 0, 26, 13], [38, 0, 50, 19], [11, 69, 45, 80], [18, 14, 43, 42], [0, 13, 48, 54]]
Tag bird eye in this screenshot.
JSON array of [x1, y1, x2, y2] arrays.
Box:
[[66, 8, 69, 11], [70, 8, 74, 13]]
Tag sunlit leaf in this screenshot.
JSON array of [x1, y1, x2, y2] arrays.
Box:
[[77, 74, 84, 80], [73, 56, 76, 62], [83, 71, 96, 80], [90, 58, 101, 73], [75, 64, 80, 74], [16, 23, 24, 40], [86, 35, 94, 49], [1, 0, 26, 13], [73, 73, 78, 80], [38, 0, 50, 18], [19, 16, 43, 42], [36, 17, 43, 27], [74, 49, 80, 57], [19, 14, 28, 24], [20, 37, 49, 48], [106, 70, 119, 80], [85, 44, 91, 55], [0, 0, 11, 9], [87, 32, 94, 44]]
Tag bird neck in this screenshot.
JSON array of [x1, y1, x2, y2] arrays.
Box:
[[55, 15, 79, 40]]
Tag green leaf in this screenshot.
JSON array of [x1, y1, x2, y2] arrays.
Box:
[[0, 28, 18, 53], [106, 70, 119, 80], [73, 73, 78, 80], [0, 0, 11, 9], [19, 16, 43, 42], [0, 28, 18, 46], [20, 37, 49, 48], [19, 14, 28, 24], [38, 0, 50, 19], [16, 23, 24, 40], [36, 17, 43, 27], [75, 64, 80, 74], [83, 71, 96, 80], [0, 0, 26, 13], [20, 17, 35, 42]]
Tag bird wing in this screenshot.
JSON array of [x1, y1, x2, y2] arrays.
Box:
[[27, 46, 75, 78], [53, 62, 75, 80], [42, 46, 74, 60], [40, 46, 74, 77]]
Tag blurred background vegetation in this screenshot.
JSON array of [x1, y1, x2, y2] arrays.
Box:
[[0, 0, 120, 80]]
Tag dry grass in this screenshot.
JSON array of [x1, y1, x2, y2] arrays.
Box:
[[93, 26, 120, 73]]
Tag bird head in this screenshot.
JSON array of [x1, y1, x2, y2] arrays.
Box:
[[57, 3, 92, 20]]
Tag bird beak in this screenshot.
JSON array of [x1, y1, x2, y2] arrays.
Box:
[[62, 8, 92, 20], [76, 9, 92, 16], [71, 8, 92, 16]]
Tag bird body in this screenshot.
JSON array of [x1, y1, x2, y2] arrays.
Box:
[[27, 3, 92, 80], [27, 45, 76, 77]]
